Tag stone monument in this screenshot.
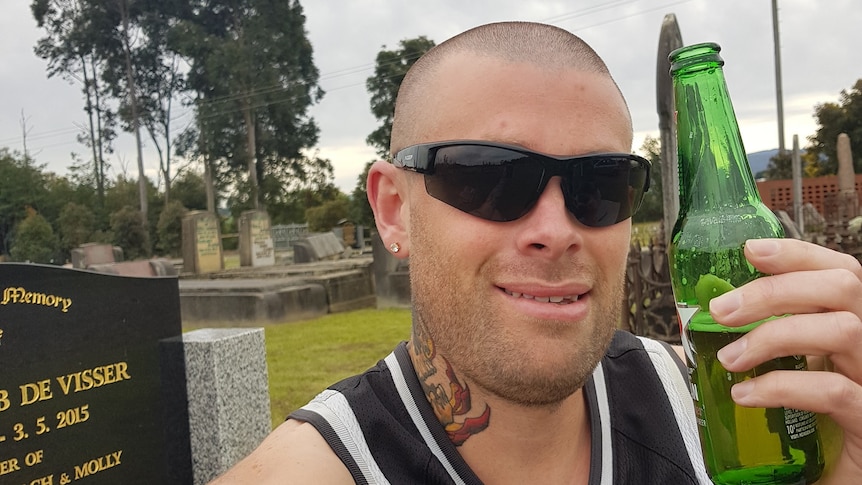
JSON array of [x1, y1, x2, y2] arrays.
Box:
[[239, 210, 275, 267], [656, 13, 683, 243], [836, 133, 858, 221], [0, 263, 272, 484], [182, 211, 224, 275]]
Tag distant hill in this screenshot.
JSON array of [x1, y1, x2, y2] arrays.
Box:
[[747, 149, 778, 177]]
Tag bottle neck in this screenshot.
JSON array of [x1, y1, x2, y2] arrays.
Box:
[[673, 64, 763, 214]]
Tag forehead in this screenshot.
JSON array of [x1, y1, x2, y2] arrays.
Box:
[[411, 52, 632, 156]]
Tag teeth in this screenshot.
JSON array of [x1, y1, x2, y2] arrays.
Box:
[[504, 289, 578, 304]]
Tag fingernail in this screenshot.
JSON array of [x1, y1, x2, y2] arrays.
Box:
[[731, 379, 754, 402], [717, 338, 746, 367], [710, 290, 741, 318], [746, 239, 780, 257]]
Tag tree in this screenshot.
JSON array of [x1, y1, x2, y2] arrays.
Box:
[[807, 79, 862, 174], [349, 161, 374, 227], [763, 151, 793, 180], [10, 210, 59, 264], [170, 0, 325, 210], [32, 0, 116, 208], [110, 205, 150, 260], [366, 36, 436, 158], [0, 150, 51, 256], [171, 170, 208, 211], [57, 202, 96, 255], [305, 196, 350, 232], [156, 200, 187, 257], [633, 136, 663, 223]]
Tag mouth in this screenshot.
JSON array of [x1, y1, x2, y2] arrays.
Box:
[[502, 289, 580, 305]]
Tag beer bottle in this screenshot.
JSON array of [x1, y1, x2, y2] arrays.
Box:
[[667, 42, 824, 485]]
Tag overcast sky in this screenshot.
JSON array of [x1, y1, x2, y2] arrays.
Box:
[[1, 0, 859, 193]]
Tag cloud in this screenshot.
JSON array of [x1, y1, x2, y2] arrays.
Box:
[[2, 0, 859, 194]]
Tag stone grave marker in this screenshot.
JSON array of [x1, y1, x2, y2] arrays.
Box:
[[239, 210, 275, 267], [0, 263, 187, 485], [182, 211, 224, 275]]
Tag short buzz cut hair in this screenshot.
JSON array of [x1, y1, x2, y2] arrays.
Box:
[[390, 21, 624, 154]]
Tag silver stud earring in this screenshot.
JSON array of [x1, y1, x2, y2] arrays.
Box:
[[389, 242, 401, 253]]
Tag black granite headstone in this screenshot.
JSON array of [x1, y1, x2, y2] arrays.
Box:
[[0, 263, 188, 485]]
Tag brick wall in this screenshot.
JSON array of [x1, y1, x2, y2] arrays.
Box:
[[756, 174, 862, 215]]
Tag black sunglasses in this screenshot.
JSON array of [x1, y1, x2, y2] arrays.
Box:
[[392, 140, 651, 227]]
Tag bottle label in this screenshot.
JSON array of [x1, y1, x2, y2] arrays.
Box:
[[785, 408, 818, 441], [676, 303, 699, 365]]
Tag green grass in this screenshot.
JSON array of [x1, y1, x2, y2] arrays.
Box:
[[264, 308, 412, 428]]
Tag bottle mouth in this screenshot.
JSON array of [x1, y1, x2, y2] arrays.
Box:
[[669, 42, 724, 74]]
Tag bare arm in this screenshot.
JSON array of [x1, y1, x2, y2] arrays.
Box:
[[208, 419, 354, 484]]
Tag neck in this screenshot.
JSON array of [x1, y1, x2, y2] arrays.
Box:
[[407, 337, 593, 484]]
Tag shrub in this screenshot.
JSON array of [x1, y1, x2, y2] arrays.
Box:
[[57, 202, 96, 254], [305, 197, 350, 232], [156, 201, 188, 257], [10, 212, 59, 263], [110, 206, 151, 260]]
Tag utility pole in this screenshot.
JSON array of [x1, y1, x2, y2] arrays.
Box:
[[771, 0, 786, 154]]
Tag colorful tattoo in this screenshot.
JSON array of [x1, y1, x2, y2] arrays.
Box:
[[411, 325, 491, 446]]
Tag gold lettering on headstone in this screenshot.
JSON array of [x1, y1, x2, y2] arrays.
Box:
[[0, 390, 10, 412], [0, 457, 20, 475], [55, 362, 131, 395], [73, 450, 122, 480], [20, 380, 53, 406], [0, 287, 72, 313]]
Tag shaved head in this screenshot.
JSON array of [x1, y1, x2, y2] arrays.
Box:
[[390, 21, 627, 154]]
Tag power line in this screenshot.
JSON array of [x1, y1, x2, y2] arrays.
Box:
[[11, 0, 694, 153]]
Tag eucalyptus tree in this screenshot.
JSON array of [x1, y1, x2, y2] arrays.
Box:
[[32, 0, 116, 208], [170, 0, 325, 210], [366, 36, 435, 158]]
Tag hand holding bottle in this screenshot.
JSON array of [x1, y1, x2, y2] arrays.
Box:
[[710, 238, 862, 484]]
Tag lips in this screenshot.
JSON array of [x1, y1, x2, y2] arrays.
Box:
[[502, 289, 579, 304]]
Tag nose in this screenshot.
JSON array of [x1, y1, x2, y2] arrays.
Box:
[[514, 176, 586, 258]]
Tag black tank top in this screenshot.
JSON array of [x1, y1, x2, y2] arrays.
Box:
[[290, 330, 710, 484]]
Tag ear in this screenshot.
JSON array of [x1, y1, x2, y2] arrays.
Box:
[[367, 160, 410, 257]]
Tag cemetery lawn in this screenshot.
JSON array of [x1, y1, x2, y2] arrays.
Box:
[[265, 307, 412, 428]]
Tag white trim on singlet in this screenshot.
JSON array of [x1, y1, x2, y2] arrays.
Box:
[[384, 352, 468, 485], [303, 389, 391, 485], [591, 361, 614, 485], [637, 337, 712, 485]]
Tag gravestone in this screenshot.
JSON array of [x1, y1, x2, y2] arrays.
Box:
[[270, 223, 308, 250], [70, 243, 123, 269], [182, 211, 224, 275], [162, 328, 270, 484], [791, 134, 804, 233], [837, 133, 858, 221], [657, 13, 683, 243], [292, 232, 345, 263], [0, 263, 187, 485], [239, 211, 275, 267]]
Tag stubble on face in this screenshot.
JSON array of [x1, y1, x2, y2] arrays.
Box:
[[407, 203, 622, 411]]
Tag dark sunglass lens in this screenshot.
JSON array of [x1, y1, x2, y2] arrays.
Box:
[[424, 146, 544, 221], [564, 157, 646, 227]]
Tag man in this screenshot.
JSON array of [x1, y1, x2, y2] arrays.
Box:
[[212, 22, 862, 484]]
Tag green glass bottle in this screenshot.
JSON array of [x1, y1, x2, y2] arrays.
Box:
[[667, 42, 824, 485]]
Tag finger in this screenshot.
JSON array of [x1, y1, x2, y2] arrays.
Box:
[[744, 238, 862, 279], [729, 370, 862, 444], [709, 268, 862, 327], [716, 312, 862, 383]]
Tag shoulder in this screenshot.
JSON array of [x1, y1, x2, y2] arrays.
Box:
[[207, 419, 354, 484]]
